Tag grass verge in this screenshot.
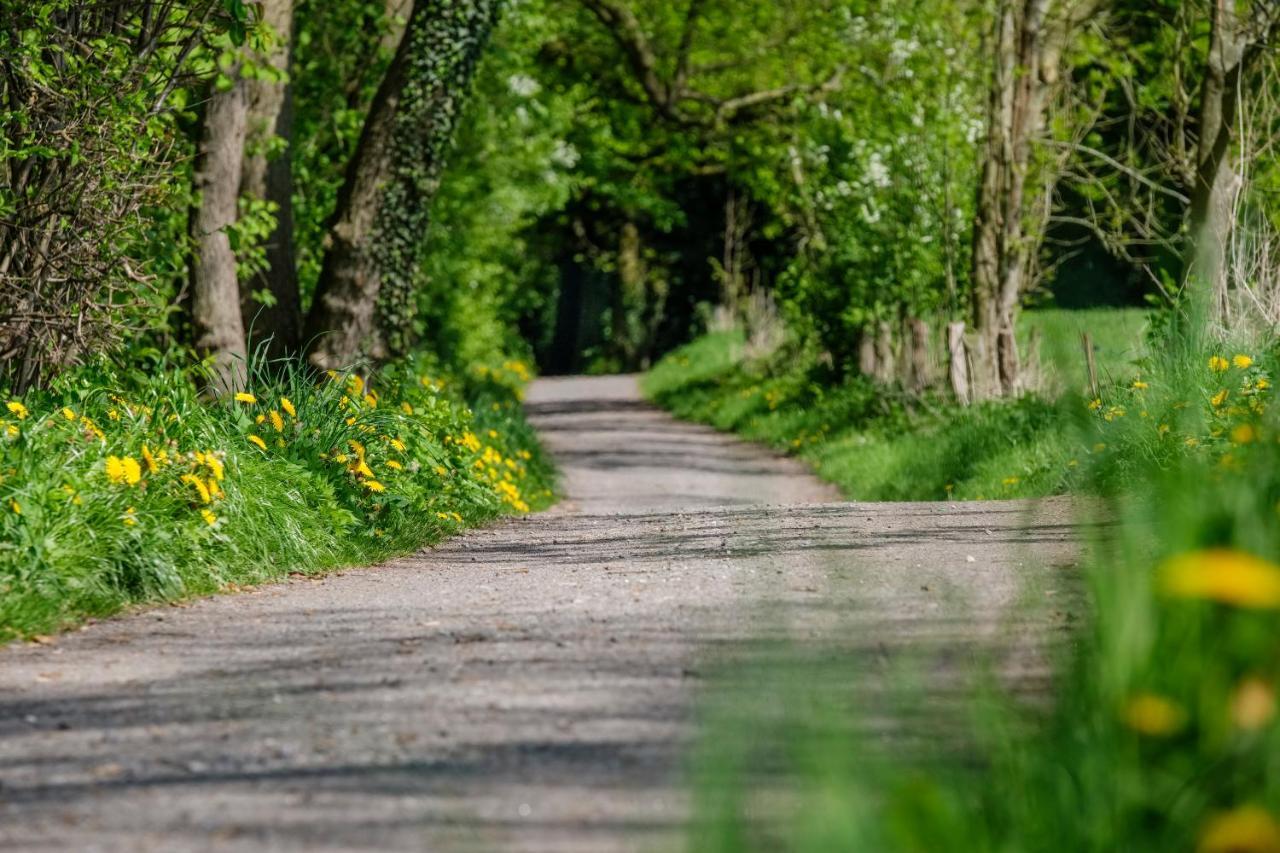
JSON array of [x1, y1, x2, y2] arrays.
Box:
[[672, 322, 1280, 848], [0, 355, 554, 640], [642, 309, 1149, 501]]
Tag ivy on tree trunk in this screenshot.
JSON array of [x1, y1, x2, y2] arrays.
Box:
[[303, 0, 502, 373]]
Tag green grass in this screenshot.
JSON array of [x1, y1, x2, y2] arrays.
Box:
[[664, 316, 1280, 849], [643, 309, 1152, 502], [0, 355, 554, 639]]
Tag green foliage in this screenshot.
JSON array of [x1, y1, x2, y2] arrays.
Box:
[[643, 309, 1151, 502], [675, 330, 1280, 850], [0, 355, 553, 639]]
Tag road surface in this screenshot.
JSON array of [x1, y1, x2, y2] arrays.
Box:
[[0, 375, 1079, 852]]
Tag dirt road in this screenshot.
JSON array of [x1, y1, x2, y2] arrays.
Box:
[[0, 375, 1078, 852]]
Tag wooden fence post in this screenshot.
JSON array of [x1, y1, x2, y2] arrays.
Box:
[[908, 317, 930, 392], [1081, 331, 1099, 398], [874, 321, 895, 384], [947, 321, 971, 405]]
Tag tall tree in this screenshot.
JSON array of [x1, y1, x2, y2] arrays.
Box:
[[303, 0, 502, 372], [239, 0, 302, 359], [970, 0, 1102, 398], [190, 69, 252, 395], [1183, 0, 1279, 319]]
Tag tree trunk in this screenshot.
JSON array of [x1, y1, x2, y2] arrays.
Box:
[[970, 0, 1097, 398], [191, 76, 251, 396], [240, 0, 301, 359], [303, 0, 501, 372], [1183, 0, 1249, 322]]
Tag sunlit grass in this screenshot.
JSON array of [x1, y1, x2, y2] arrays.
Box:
[[0, 355, 554, 639]]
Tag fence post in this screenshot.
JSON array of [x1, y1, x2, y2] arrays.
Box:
[[947, 321, 971, 405], [908, 317, 930, 391], [1081, 331, 1099, 399]]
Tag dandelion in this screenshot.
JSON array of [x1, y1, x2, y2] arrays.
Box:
[[363, 394, 378, 408], [255, 414, 266, 425], [9, 498, 20, 515], [435, 466, 448, 476], [364, 480, 385, 493], [400, 402, 414, 415], [141, 444, 159, 474], [1212, 389, 1230, 408], [389, 437, 406, 452], [234, 392, 257, 404], [1199, 806, 1280, 853], [1231, 678, 1275, 731], [1210, 355, 1230, 373], [1002, 476, 1020, 486], [61, 407, 76, 421], [1087, 396, 1102, 411], [5, 424, 18, 438], [200, 509, 218, 527], [1258, 378, 1272, 391], [247, 434, 267, 451], [1234, 354, 1255, 370], [1132, 380, 1149, 390], [181, 474, 212, 504], [386, 460, 403, 471], [1232, 424, 1258, 444], [105, 455, 142, 486], [204, 454, 224, 481], [488, 429, 499, 439], [1122, 692, 1185, 736], [6, 401, 28, 420], [123, 506, 137, 527], [1160, 548, 1280, 609], [280, 397, 296, 418], [269, 410, 285, 433]]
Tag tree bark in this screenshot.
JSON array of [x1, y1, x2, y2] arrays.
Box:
[[240, 0, 302, 359], [303, 0, 501, 373], [1183, 0, 1252, 320], [970, 0, 1099, 398], [191, 76, 251, 396]]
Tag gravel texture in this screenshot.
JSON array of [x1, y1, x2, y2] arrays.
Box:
[[0, 375, 1080, 852]]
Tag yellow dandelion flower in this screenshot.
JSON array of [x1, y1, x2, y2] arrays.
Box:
[[386, 460, 403, 471], [234, 392, 257, 404], [6, 401, 28, 420], [269, 410, 285, 433], [345, 416, 356, 426], [435, 466, 448, 476], [181, 474, 212, 504], [4, 424, 18, 438], [1087, 398, 1103, 411], [1002, 476, 1020, 486], [389, 438, 406, 452], [1210, 355, 1230, 373], [9, 498, 20, 515], [141, 444, 159, 474], [1122, 692, 1185, 737], [1212, 389, 1230, 408], [1199, 806, 1280, 853], [61, 407, 76, 421], [1232, 424, 1258, 444], [1234, 354, 1255, 370], [204, 454, 224, 481], [200, 509, 218, 527], [364, 480, 385, 493], [363, 394, 378, 408], [280, 397, 296, 418], [488, 429, 499, 439], [123, 506, 137, 527], [255, 413, 266, 425], [353, 460, 374, 479], [1160, 548, 1280, 609], [1132, 380, 1149, 390], [400, 402, 414, 415], [1157, 423, 1171, 436], [348, 439, 366, 458], [247, 434, 267, 451], [105, 455, 141, 486], [347, 374, 365, 396], [1258, 378, 1271, 391], [207, 477, 222, 500]]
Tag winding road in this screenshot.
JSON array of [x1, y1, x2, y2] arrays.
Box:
[[0, 375, 1079, 852]]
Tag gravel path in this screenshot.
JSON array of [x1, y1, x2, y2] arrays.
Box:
[[0, 375, 1080, 852]]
